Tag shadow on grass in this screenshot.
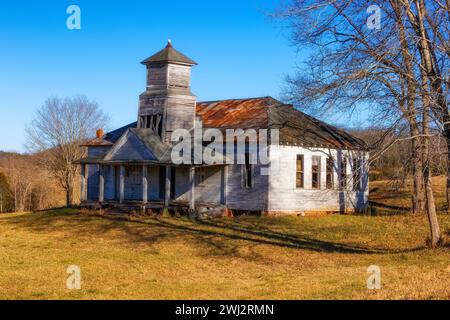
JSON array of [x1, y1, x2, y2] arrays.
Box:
[[1, 209, 427, 256], [369, 201, 410, 213]]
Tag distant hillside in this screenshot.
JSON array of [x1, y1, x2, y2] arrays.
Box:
[[0, 151, 27, 160], [0, 150, 66, 212]]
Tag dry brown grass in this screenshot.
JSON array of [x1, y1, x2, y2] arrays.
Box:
[[0, 206, 449, 300], [370, 175, 448, 213]]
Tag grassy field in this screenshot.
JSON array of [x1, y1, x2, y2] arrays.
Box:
[[0, 206, 449, 299], [370, 176, 449, 214]]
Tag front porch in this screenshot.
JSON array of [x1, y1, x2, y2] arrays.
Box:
[[79, 163, 229, 216], [81, 199, 227, 218]]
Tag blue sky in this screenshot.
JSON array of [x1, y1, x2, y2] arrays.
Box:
[[0, 0, 300, 152]]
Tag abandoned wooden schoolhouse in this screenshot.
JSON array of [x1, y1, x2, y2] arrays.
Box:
[[75, 42, 369, 216]]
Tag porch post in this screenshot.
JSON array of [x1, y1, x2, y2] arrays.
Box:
[[142, 165, 148, 204], [109, 165, 115, 200], [80, 164, 87, 202], [164, 165, 171, 207], [223, 165, 228, 205], [189, 167, 195, 210], [119, 165, 125, 204], [98, 165, 104, 203]]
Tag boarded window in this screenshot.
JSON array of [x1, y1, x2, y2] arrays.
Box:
[[353, 159, 362, 191], [312, 156, 321, 189], [340, 157, 347, 189], [326, 157, 334, 189], [243, 153, 253, 188], [196, 167, 206, 186], [296, 155, 304, 188]]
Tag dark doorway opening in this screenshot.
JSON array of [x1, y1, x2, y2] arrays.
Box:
[[170, 167, 176, 200], [158, 166, 165, 200]]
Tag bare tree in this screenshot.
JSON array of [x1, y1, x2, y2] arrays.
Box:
[[0, 153, 35, 212], [26, 95, 109, 207], [402, 0, 450, 214], [0, 169, 13, 213], [276, 0, 447, 246]]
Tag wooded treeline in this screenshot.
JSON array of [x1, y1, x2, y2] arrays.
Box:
[[352, 127, 448, 182], [279, 0, 449, 246], [0, 95, 108, 213], [0, 151, 67, 212]]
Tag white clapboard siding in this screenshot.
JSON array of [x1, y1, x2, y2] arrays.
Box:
[[267, 145, 369, 212]]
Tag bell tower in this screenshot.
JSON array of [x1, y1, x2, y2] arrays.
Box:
[[138, 41, 197, 143]]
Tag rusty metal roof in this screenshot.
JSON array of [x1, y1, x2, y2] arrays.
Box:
[[196, 97, 279, 129], [83, 97, 365, 151], [196, 97, 366, 149]]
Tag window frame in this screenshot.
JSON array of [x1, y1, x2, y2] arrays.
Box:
[[340, 157, 347, 190], [296, 154, 304, 189], [326, 157, 334, 189], [311, 155, 321, 189], [195, 167, 206, 186], [352, 159, 362, 191], [242, 152, 253, 189], [140, 114, 163, 137], [125, 166, 140, 184]]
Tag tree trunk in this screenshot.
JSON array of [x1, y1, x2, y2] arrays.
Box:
[[447, 173, 450, 214], [411, 133, 425, 214], [420, 52, 441, 247], [424, 168, 440, 246], [65, 185, 74, 207], [445, 128, 450, 214], [423, 121, 441, 247], [392, 0, 425, 214]]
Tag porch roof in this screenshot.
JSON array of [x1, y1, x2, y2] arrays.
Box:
[[73, 157, 228, 167]]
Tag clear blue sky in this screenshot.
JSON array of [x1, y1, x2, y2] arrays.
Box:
[[0, 0, 300, 152]]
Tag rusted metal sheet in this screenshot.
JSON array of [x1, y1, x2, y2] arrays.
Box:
[[82, 97, 365, 154], [196, 97, 277, 129], [196, 97, 366, 149]]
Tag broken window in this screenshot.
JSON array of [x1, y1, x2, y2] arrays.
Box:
[[296, 155, 304, 188], [312, 156, 321, 189], [243, 153, 253, 188], [196, 167, 206, 186], [326, 157, 334, 189], [125, 166, 140, 184], [353, 159, 362, 191], [140, 114, 163, 137], [340, 157, 347, 190]]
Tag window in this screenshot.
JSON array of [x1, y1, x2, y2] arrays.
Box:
[[296, 155, 304, 188], [243, 153, 253, 188], [196, 167, 206, 186], [353, 159, 362, 191], [125, 166, 140, 184], [340, 157, 347, 189], [326, 157, 334, 189], [312, 156, 321, 189], [140, 114, 163, 137]]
